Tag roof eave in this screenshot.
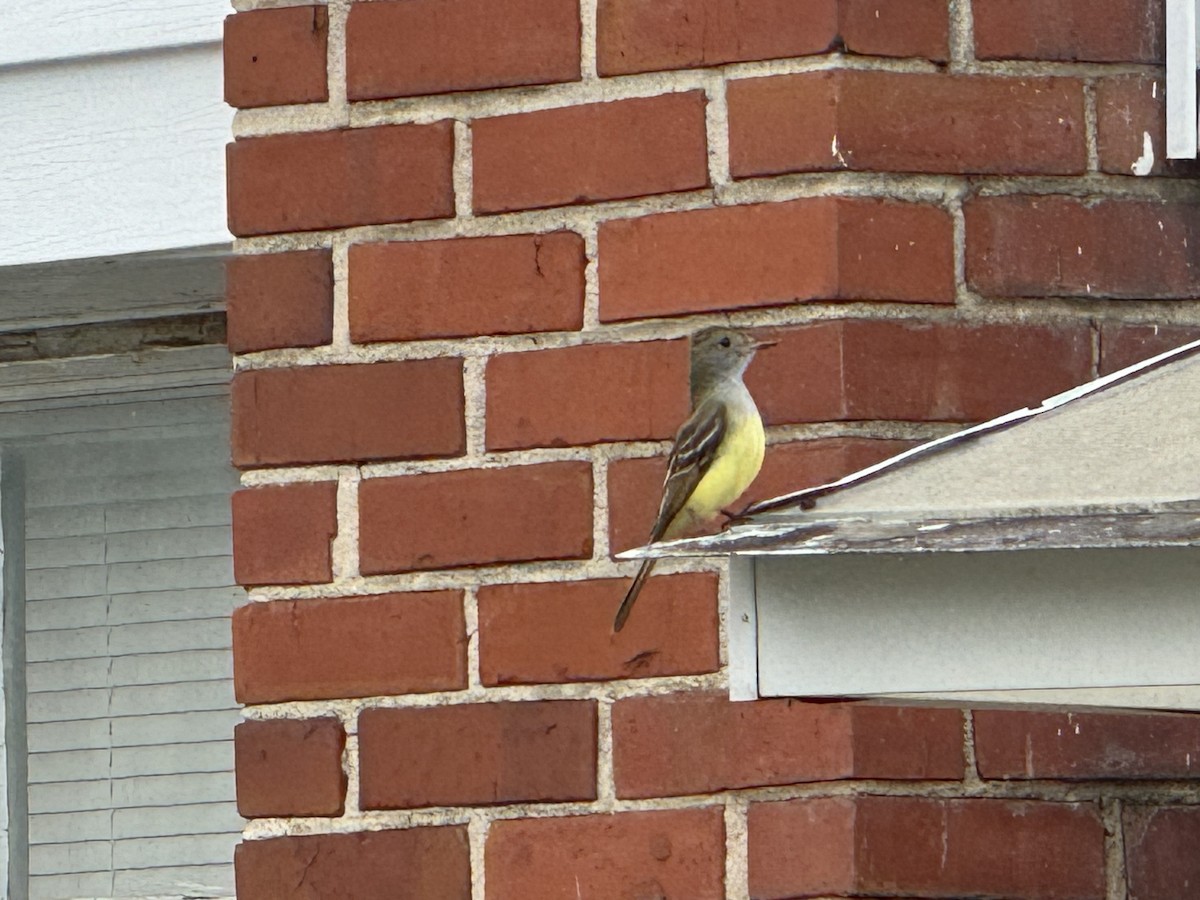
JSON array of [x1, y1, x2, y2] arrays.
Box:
[[618, 501, 1200, 559]]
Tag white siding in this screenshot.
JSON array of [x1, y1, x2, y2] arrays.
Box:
[[0, 46, 232, 266], [1, 0, 231, 268], [0, 0, 225, 66], [0, 348, 240, 899]]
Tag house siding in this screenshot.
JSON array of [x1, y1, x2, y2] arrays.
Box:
[[0, 1, 230, 266]]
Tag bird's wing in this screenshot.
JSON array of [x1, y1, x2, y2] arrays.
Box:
[[647, 396, 727, 542]]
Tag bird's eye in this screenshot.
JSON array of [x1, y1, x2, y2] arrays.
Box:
[[719, 337, 731, 348]]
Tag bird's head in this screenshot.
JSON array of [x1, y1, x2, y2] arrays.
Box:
[[691, 326, 775, 383]]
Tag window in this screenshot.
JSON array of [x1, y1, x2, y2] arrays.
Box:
[[0, 347, 241, 899]]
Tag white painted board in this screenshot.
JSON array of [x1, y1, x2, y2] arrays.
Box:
[[755, 548, 1200, 697], [1166, 0, 1199, 157]]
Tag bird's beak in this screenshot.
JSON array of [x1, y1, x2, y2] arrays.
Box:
[[753, 338, 778, 351]]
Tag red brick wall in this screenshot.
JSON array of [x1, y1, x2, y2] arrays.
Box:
[[223, 1, 1200, 897]]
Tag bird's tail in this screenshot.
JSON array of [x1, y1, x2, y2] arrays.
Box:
[[613, 558, 656, 632]]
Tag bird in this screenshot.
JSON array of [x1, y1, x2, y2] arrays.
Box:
[[613, 325, 773, 632]]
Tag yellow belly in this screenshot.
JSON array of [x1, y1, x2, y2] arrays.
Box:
[[667, 410, 765, 537]]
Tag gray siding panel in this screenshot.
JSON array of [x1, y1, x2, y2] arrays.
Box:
[[113, 801, 241, 839], [29, 808, 111, 844], [111, 742, 233, 779], [112, 863, 234, 898], [109, 709, 242, 748]]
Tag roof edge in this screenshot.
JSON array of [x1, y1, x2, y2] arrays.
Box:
[[743, 336, 1200, 518]]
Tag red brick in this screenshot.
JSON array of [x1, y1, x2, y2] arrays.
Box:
[[729, 71, 1085, 179], [608, 437, 914, 555], [346, 0, 580, 100], [231, 360, 465, 467], [1099, 322, 1200, 375], [613, 693, 963, 798], [966, 195, 1200, 300], [224, 6, 328, 108], [596, 0, 837, 76], [478, 573, 719, 685], [751, 437, 918, 509], [749, 797, 857, 898], [359, 701, 597, 808], [601, 199, 827, 321], [236, 827, 469, 900], [349, 232, 585, 343], [486, 339, 689, 450], [234, 718, 345, 817], [974, 709, 1200, 780], [840, 0, 949, 60], [232, 592, 467, 703], [226, 250, 333, 353], [835, 200, 956, 302], [974, 0, 1163, 64], [1097, 74, 1160, 176], [472, 92, 709, 214], [599, 198, 953, 321], [749, 795, 1105, 899], [486, 808, 724, 900], [597, 0, 947, 71], [859, 796, 1104, 896], [746, 319, 1093, 425], [227, 123, 454, 236], [1125, 806, 1200, 900], [232, 482, 337, 586], [849, 706, 966, 780], [1096, 75, 1200, 179], [359, 462, 593, 574]]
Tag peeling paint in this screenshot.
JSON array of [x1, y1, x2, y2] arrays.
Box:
[[830, 134, 848, 167]]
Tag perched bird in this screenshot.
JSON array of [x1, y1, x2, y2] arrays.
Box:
[[613, 326, 773, 632]]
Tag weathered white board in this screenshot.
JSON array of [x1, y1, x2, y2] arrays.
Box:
[[0, 247, 227, 333]]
